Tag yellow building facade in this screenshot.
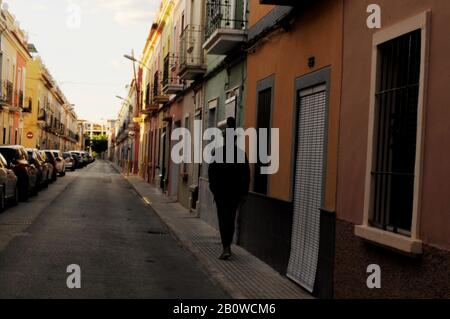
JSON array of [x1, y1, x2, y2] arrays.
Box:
[[23, 56, 78, 151], [0, 3, 32, 145]]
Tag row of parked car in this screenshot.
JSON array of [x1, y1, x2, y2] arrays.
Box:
[[0, 145, 95, 211]]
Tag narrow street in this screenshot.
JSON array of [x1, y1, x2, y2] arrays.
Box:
[[0, 161, 227, 299]]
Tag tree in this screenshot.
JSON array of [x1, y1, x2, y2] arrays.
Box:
[[90, 134, 108, 155]]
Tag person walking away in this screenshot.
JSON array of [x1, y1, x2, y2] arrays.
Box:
[[208, 118, 250, 260]]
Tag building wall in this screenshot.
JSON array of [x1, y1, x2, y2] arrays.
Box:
[[176, 90, 195, 209], [248, 4, 274, 27], [0, 30, 17, 145], [23, 59, 41, 149], [245, 0, 343, 211], [336, 0, 450, 298], [240, 0, 343, 298], [199, 59, 246, 229]]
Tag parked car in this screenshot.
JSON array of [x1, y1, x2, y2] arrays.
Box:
[[69, 151, 86, 168], [80, 152, 90, 165], [87, 153, 95, 163], [48, 150, 66, 176], [26, 148, 49, 189], [68, 151, 82, 169], [0, 145, 39, 201], [0, 153, 18, 210], [41, 151, 58, 182], [63, 152, 76, 171], [38, 151, 55, 184]]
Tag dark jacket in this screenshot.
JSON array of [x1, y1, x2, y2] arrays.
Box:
[[208, 145, 250, 202]]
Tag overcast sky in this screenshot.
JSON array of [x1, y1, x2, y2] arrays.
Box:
[[5, 0, 159, 123]]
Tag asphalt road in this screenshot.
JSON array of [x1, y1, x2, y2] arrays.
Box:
[[0, 160, 228, 299]]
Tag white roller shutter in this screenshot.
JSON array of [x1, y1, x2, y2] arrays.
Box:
[[287, 84, 327, 292]]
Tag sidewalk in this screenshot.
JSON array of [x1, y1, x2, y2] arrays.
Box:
[[111, 162, 312, 299]]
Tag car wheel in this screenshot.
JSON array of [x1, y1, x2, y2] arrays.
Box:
[[0, 187, 5, 213]]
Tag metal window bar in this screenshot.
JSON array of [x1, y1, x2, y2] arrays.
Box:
[[371, 29, 421, 235], [163, 55, 170, 87], [4, 80, 13, 104], [205, 0, 247, 40], [153, 71, 160, 97], [162, 54, 181, 87]]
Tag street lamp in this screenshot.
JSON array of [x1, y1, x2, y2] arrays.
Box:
[[123, 54, 151, 71], [115, 95, 129, 101]]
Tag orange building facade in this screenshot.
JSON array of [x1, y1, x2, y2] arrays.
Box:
[[242, 0, 343, 298]]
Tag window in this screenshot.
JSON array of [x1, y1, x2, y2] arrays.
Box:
[[357, 12, 429, 254], [208, 104, 216, 129], [254, 76, 274, 195], [370, 30, 421, 234]]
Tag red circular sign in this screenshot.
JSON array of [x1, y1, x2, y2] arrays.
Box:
[[26, 132, 34, 139]]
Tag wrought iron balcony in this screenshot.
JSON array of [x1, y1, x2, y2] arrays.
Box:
[[38, 109, 46, 122], [18, 90, 24, 108], [179, 25, 207, 80], [142, 82, 158, 114], [0, 80, 14, 106], [23, 97, 32, 113], [162, 53, 184, 94], [203, 0, 248, 55], [152, 71, 169, 105]]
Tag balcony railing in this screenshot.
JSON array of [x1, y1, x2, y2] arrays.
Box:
[[179, 25, 207, 80], [152, 71, 169, 104], [23, 97, 32, 113], [0, 80, 13, 105], [141, 82, 158, 114], [38, 109, 46, 121], [162, 53, 183, 94], [204, 0, 247, 55]]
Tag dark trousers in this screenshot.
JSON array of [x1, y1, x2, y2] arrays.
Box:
[[215, 198, 240, 249]]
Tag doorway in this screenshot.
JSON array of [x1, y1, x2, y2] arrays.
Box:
[[287, 69, 329, 293]]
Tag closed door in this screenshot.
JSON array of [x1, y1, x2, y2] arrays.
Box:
[[287, 83, 327, 293]]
